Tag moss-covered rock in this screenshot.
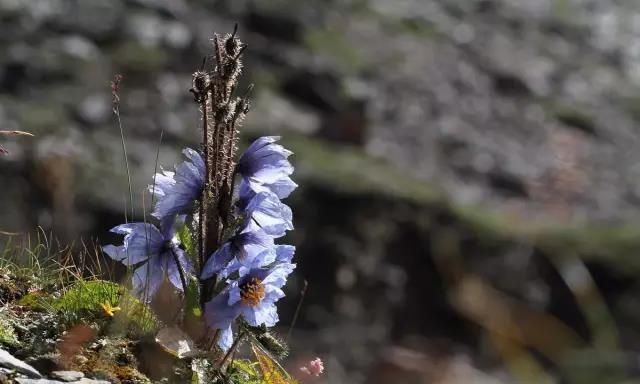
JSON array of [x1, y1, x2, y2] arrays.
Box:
[[69, 337, 151, 384], [0, 313, 18, 348]]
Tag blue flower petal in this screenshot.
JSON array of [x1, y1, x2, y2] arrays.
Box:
[[105, 223, 163, 265], [166, 247, 193, 291], [106, 219, 193, 301], [249, 248, 277, 270], [204, 228, 275, 278], [217, 325, 234, 351], [244, 192, 293, 237], [264, 286, 285, 303], [239, 136, 292, 173], [102, 245, 142, 266], [132, 257, 164, 301], [201, 243, 233, 280], [149, 170, 175, 199], [204, 291, 242, 331], [241, 301, 279, 327], [228, 283, 242, 306], [151, 148, 204, 220], [274, 245, 296, 264], [263, 262, 296, 289], [238, 137, 297, 198], [264, 176, 298, 199]]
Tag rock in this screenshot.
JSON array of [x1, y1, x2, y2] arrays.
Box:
[[15, 379, 111, 384], [0, 348, 41, 378], [25, 354, 61, 377], [50, 371, 84, 382]]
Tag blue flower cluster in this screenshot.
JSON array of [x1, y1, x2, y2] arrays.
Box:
[[201, 136, 297, 349], [103, 136, 297, 350]]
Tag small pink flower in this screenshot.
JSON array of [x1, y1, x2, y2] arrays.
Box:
[[299, 357, 324, 377]]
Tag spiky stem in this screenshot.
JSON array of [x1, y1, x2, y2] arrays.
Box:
[[193, 28, 250, 325]]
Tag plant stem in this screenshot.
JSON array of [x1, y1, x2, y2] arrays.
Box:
[[112, 79, 134, 223], [219, 331, 245, 370], [170, 248, 189, 304]]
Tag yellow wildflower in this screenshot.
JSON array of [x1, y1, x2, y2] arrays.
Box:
[[100, 302, 121, 317]]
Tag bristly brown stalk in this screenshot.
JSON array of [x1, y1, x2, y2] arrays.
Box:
[[190, 58, 212, 273], [190, 25, 250, 307]]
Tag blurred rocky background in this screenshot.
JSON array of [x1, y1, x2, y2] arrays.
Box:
[[4, 0, 640, 383]]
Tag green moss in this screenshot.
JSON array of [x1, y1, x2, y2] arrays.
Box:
[[17, 291, 54, 311], [54, 280, 121, 319], [52, 279, 159, 337], [113, 291, 161, 338], [0, 314, 18, 347]]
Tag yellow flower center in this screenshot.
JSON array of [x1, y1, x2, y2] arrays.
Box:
[[240, 277, 266, 307]]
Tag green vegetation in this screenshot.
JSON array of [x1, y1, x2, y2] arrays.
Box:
[[0, 313, 18, 347]]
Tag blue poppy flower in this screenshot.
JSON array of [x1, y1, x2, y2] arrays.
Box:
[[103, 217, 194, 301], [204, 260, 296, 350], [150, 148, 204, 221], [238, 136, 297, 199], [224, 245, 296, 279], [200, 226, 275, 280], [238, 183, 293, 238]]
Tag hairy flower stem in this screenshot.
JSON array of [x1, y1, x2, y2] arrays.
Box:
[[192, 27, 250, 318], [199, 96, 209, 273]]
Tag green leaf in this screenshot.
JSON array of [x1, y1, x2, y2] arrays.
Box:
[[185, 276, 202, 318], [228, 359, 262, 384], [177, 223, 196, 259]]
